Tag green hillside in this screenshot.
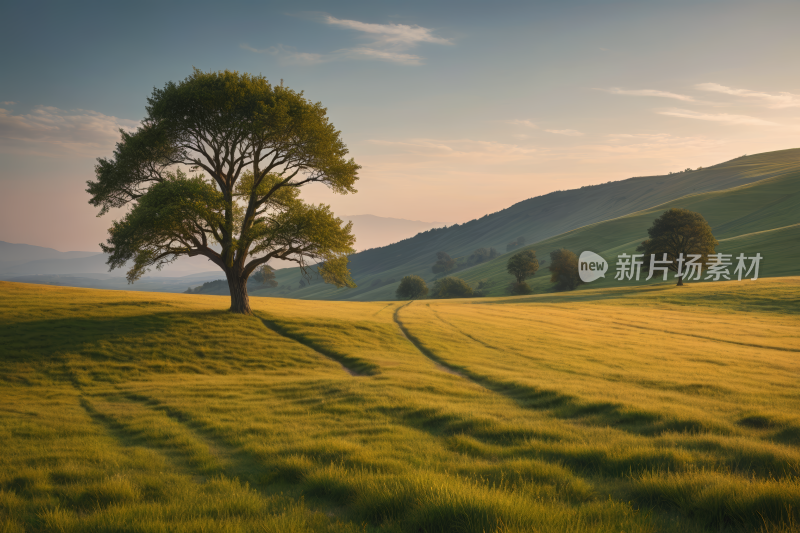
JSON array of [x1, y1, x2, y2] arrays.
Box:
[[256, 148, 800, 301]]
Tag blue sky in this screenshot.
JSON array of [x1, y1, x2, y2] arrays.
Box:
[[1, 0, 799, 251]]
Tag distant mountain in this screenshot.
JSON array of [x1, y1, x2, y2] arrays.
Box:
[[0, 215, 446, 285], [260, 148, 800, 301], [0, 242, 222, 279], [0, 241, 98, 270]]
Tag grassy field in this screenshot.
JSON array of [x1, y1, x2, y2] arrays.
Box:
[[1, 279, 799, 532]]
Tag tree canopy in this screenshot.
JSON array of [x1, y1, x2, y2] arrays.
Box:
[[549, 248, 582, 291], [637, 208, 718, 285], [87, 69, 359, 314], [507, 250, 539, 284], [396, 275, 429, 300]]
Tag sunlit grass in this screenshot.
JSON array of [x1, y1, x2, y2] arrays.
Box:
[[1, 279, 799, 531]]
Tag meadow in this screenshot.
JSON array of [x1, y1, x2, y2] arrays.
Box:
[[1, 278, 799, 532]]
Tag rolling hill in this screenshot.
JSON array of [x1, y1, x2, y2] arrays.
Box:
[[259, 148, 800, 300]]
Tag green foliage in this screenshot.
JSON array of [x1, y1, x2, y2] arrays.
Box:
[[507, 250, 539, 284], [431, 251, 456, 275], [637, 208, 718, 283], [87, 68, 359, 312], [549, 248, 582, 291], [396, 275, 429, 300], [432, 276, 473, 299]]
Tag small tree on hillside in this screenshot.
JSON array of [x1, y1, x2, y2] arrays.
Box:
[[637, 208, 718, 286], [252, 265, 278, 288], [396, 275, 428, 300], [432, 277, 474, 299], [507, 250, 539, 284], [432, 252, 456, 275], [507, 250, 538, 296], [549, 249, 582, 291]]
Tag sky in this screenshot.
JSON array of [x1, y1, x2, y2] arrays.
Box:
[[1, 0, 799, 252]]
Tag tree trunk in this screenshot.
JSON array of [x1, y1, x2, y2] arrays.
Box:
[[676, 275, 684, 286], [226, 271, 252, 315]]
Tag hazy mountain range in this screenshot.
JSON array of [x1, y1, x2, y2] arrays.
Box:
[[0, 215, 445, 290]]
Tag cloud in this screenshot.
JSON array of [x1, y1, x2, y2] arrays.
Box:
[[323, 16, 451, 46], [506, 119, 537, 128], [545, 129, 584, 136], [342, 47, 423, 65], [0, 105, 139, 157], [244, 15, 450, 66], [1, 101, 15, 106], [657, 108, 779, 126], [601, 88, 696, 102], [696, 83, 800, 108]]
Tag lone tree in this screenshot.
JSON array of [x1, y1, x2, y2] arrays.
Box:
[[396, 275, 428, 300], [507, 250, 539, 284], [549, 248, 582, 291], [87, 69, 359, 314], [637, 208, 718, 286], [431, 252, 456, 275]]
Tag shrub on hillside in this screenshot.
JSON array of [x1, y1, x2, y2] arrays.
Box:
[[509, 281, 532, 295], [432, 277, 474, 299]]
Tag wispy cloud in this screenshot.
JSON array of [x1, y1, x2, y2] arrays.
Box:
[[601, 88, 696, 102], [323, 16, 451, 46], [243, 15, 450, 66], [0, 106, 138, 157], [657, 108, 779, 126], [506, 119, 537, 128], [545, 129, 584, 136], [696, 83, 800, 108], [1, 101, 15, 106]]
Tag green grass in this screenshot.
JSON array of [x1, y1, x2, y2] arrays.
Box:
[[257, 148, 800, 301], [1, 279, 799, 532]]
